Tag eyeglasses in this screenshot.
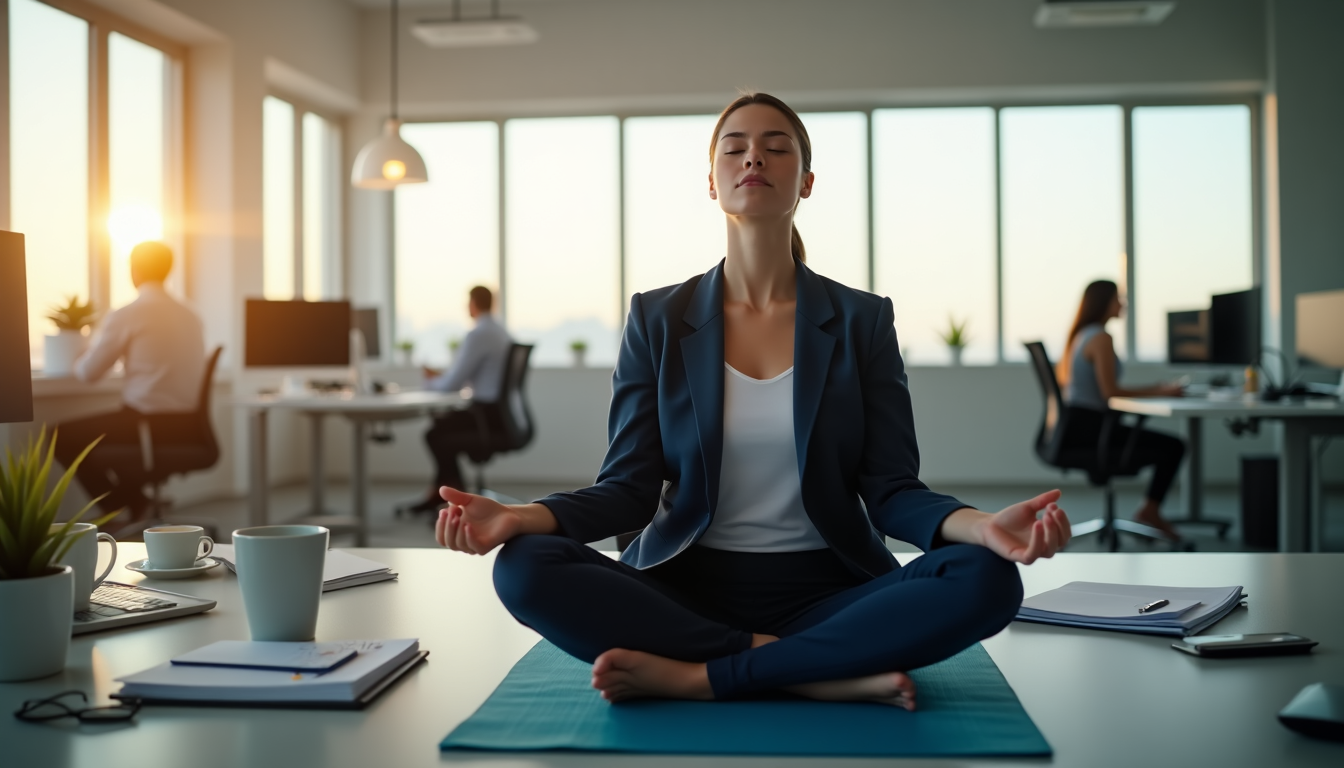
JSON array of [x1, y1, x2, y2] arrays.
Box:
[[13, 690, 141, 724]]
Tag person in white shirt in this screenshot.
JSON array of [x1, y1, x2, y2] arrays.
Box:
[[55, 241, 206, 523], [407, 286, 513, 512]]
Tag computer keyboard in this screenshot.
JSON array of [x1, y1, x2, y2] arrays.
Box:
[[84, 583, 179, 617]]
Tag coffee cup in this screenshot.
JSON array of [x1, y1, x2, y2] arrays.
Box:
[[233, 525, 328, 641], [51, 523, 117, 612], [143, 525, 214, 570]]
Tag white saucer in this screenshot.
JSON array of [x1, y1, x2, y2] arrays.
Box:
[[125, 557, 222, 579]]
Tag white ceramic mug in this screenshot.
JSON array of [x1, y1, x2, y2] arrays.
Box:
[[233, 525, 329, 641], [143, 525, 214, 570], [51, 523, 117, 612]]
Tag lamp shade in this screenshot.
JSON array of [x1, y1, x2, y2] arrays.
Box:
[[351, 119, 428, 189]]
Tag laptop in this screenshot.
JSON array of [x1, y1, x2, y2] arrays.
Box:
[[73, 581, 217, 635]]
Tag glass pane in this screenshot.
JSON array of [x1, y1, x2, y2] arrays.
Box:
[[623, 114, 721, 299], [302, 112, 336, 301], [794, 112, 868, 290], [10, 0, 88, 368], [505, 116, 620, 367], [395, 122, 499, 367], [1133, 106, 1253, 361], [1001, 106, 1125, 363], [262, 96, 295, 300], [108, 32, 167, 310], [874, 108, 997, 365]]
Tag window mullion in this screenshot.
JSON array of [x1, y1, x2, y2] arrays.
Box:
[[994, 106, 1004, 364], [292, 109, 305, 299], [89, 25, 110, 313], [1122, 105, 1137, 360]]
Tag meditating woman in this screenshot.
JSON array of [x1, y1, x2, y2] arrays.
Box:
[[1057, 279, 1186, 538], [435, 93, 1071, 709]]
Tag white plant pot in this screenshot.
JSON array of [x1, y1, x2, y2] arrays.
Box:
[[0, 566, 74, 682], [44, 330, 87, 376], [949, 346, 965, 366], [571, 349, 587, 368]]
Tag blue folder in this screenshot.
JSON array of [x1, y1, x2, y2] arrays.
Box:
[[441, 640, 1051, 758]]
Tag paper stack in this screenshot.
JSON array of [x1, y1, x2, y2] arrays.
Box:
[[1016, 581, 1244, 636], [211, 545, 398, 592], [115, 638, 424, 707]]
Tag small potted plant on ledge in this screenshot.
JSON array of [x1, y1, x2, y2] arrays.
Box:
[[395, 339, 415, 367], [44, 295, 96, 377], [0, 428, 115, 682], [447, 338, 461, 365], [570, 339, 588, 369], [939, 316, 970, 366]]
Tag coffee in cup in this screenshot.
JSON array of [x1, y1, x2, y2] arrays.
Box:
[[51, 523, 117, 612], [143, 525, 214, 570]]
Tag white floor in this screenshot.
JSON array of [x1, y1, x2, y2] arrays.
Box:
[[168, 479, 1344, 553]]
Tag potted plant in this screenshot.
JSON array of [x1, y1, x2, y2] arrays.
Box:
[[44, 295, 96, 377], [570, 339, 588, 369], [0, 428, 114, 682], [447, 338, 461, 364], [395, 339, 415, 367], [939, 316, 970, 366]]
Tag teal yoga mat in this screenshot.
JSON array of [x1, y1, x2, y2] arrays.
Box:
[[441, 641, 1051, 757]]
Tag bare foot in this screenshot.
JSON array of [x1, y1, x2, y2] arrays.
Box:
[[1134, 504, 1179, 539], [786, 672, 918, 710], [591, 649, 714, 703]]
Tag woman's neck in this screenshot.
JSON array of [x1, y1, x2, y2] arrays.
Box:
[[722, 216, 796, 309]]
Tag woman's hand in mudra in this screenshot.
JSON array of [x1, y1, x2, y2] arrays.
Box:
[[434, 486, 558, 554], [976, 489, 1071, 564]]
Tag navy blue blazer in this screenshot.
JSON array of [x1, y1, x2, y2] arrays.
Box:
[[538, 259, 968, 579]]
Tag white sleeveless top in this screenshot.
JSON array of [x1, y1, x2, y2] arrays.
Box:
[[698, 363, 828, 552]]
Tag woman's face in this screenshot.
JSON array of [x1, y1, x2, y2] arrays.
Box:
[[1109, 294, 1126, 320], [709, 104, 813, 219]]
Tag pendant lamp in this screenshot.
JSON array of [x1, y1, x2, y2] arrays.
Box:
[[352, 0, 427, 189]]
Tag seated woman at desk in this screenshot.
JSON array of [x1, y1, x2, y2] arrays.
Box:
[[433, 93, 1071, 709], [1057, 280, 1186, 537]]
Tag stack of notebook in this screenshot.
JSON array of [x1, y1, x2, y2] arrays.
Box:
[[114, 638, 426, 708], [1016, 581, 1245, 636], [211, 546, 397, 591]]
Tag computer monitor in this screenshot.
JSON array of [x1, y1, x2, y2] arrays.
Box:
[[352, 308, 381, 358], [244, 299, 351, 367], [1167, 309, 1210, 364], [0, 230, 34, 423], [1209, 288, 1261, 366], [1296, 289, 1344, 369]]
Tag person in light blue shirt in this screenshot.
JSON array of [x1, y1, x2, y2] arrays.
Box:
[[409, 286, 512, 511]]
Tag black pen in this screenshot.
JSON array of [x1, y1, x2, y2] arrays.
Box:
[[1138, 599, 1170, 614]]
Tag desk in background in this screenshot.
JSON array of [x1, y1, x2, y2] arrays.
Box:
[[1, 545, 1341, 768], [1110, 396, 1344, 552], [232, 391, 464, 546]]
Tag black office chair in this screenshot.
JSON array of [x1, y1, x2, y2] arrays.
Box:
[[462, 343, 537, 494], [106, 346, 224, 541], [1023, 341, 1181, 552]]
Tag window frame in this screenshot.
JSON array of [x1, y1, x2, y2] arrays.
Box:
[[392, 93, 1260, 366]]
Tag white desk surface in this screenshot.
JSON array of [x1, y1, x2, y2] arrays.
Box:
[[3, 546, 1342, 768], [232, 390, 463, 412], [1110, 395, 1344, 419]]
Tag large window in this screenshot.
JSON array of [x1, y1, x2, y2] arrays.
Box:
[[874, 108, 997, 364], [10, 0, 182, 368], [262, 96, 341, 302], [1001, 106, 1125, 363], [1133, 106, 1253, 361], [505, 116, 621, 368], [393, 103, 1253, 367], [395, 122, 500, 367]]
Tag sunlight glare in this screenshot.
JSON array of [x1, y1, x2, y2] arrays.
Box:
[[108, 205, 164, 249]]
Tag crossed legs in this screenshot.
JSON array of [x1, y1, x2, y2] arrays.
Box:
[[493, 535, 1023, 705]]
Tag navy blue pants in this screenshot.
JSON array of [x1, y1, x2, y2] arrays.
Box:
[[493, 535, 1023, 699]]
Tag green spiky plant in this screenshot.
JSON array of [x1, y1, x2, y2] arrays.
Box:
[[0, 428, 117, 580], [570, 339, 588, 353], [938, 316, 970, 349], [47, 295, 96, 333]]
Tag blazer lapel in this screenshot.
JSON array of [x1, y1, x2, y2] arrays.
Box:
[[793, 261, 836, 479], [680, 261, 726, 516]]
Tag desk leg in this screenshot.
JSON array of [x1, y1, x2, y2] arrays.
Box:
[[1180, 417, 1204, 521], [352, 420, 368, 547], [307, 413, 326, 515], [248, 409, 269, 528], [1279, 421, 1309, 553], [1309, 436, 1324, 554]]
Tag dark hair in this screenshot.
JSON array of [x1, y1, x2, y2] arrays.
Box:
[[708, 92, 811, 263], [130, 241, 173, 282], [1059, 280, 1119, 383], [469, 285, 493, 312]]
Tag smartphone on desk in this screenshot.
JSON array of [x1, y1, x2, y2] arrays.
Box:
[[1172, 633, 1317, 658]]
